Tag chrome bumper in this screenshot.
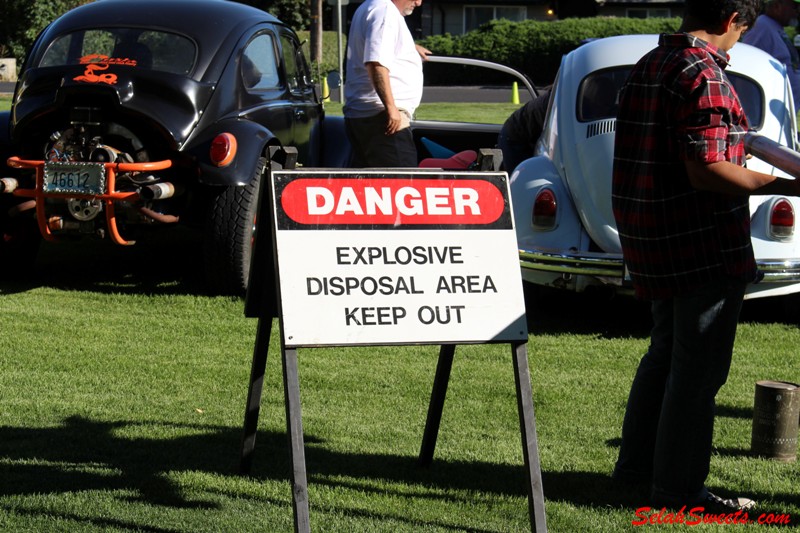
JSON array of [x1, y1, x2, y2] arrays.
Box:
[[757, 258, 800, 282], [518, 248, 800, 284]]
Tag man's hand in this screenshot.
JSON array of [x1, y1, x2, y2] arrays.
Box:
[[686, 159, 800, 196], [385, 105, 404, 135], [416, 44, 432, 61]]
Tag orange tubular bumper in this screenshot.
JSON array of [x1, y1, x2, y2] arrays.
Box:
[[6, 156, 172, 246]]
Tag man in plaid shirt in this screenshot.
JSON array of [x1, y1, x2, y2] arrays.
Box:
[[612, 0, 800, 513]]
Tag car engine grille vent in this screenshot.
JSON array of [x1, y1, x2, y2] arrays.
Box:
[[586, 119, 616, 139]]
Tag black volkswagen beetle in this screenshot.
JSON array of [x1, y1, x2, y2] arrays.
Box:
[[0, 0, 323, 295]]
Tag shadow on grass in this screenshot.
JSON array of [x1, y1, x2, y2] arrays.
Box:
[[523, 284, 800, 339], [605, 436, 764, 462], [740, 294, 800, 326], [0, 415, 537, 502], [0, 505, 185, 533], [0, 226, 208, 297], [542, 470, 799, 527], [0, 416, 239, 507], [0, 414, 640, 519], [716, 404, 753, 420], [1, 415, 797, 529], [523, 285, 653, 339]]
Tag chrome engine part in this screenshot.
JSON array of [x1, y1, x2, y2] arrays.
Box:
[[67, 198, 103, 221]]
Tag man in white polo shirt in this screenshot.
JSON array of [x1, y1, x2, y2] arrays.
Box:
[[344, 0, 431, 167]]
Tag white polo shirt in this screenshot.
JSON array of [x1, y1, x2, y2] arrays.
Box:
[[344, 0, 423, 118]]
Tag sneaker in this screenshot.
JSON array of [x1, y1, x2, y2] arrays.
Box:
[[701, 491, 756, 513]]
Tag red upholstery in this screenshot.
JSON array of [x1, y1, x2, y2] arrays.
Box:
[[419, 150, 477, 169]]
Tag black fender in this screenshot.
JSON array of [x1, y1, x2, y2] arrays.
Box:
[[0, 111, 11, 172], [184, 117, 277, 186], [0, 110, 24, 186]]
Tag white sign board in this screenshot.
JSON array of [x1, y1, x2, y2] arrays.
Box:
[[271, 170, 527, 347]]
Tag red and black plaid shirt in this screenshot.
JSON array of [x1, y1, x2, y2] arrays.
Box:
[[612, 33, 757, 300]]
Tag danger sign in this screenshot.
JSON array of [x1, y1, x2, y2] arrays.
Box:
[[280, 177, 506, 224], [271, 169, 528, 346]]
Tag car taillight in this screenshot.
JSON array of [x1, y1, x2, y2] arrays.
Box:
[[210, 133, 237, 167], [769, 198, 794, 240], [533, 189, 557, 229]]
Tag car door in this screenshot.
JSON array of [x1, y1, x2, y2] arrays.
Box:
[[279, 31, 322, 167], [239, 31, 295, 155]]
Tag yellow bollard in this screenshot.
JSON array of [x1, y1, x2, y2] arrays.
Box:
[[511, 81, 520, 105], [322, 77, 330, 103]]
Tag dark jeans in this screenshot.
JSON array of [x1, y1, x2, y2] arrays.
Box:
[[613, 277, 747, 505], [497, 123, 532, 174], [345, 111, 417, 168]]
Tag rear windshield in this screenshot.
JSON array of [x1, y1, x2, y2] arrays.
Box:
[[39, 28, 196, 76], [576, 67, 765, 129]]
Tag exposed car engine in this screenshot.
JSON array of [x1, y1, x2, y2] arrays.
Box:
[[38, 119, 180, 240]]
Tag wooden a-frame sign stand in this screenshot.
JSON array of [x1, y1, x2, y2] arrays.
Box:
[[239, 148, 547, 532]]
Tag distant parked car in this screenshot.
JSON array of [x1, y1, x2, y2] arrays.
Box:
[[0, 0, 322, 295], [511, 34, 800, 300]]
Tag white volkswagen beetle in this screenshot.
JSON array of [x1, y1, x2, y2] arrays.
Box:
[[512, 34, 800, 299]]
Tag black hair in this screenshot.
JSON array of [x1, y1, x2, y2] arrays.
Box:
[[684, 0, 763, 29]]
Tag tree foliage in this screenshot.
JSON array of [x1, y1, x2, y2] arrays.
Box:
[[0, 0, 313, 60], [236, 0, 311, 31], [1, 0, 88, 59], [418, 17, 682, 85]]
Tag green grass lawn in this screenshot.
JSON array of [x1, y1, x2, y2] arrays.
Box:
[[0, 95, 518, 123], [0, 237, 798, 532], [323, 101, 520, 124], [1, 87, 798, 532]]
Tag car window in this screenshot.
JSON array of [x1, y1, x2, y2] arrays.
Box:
[[40, 29, 196, 76], [728, 73, 764, 129], [577, 68, 765, 129], [295, 45, 313, 91], [242, 33, 280, 90], [280, 34, 313, 94], [577, 69, 627, 122], [280, 35, 300, 92]]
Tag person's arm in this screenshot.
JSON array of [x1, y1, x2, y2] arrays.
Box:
[[685, 159, 800, 196], [365, 61, 402, 135], [415, 43, 431, 61]]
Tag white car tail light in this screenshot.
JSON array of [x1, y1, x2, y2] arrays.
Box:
[[533, 189, 557, 229], [769, 198, 794, 240]]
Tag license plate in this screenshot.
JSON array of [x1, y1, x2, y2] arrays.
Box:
[[43, 162, 106, 195]]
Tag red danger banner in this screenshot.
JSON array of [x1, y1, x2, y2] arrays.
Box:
[[274, 173, 512, 230]]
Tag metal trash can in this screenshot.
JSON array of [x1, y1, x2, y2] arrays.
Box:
[[750, 380, 800, 462]]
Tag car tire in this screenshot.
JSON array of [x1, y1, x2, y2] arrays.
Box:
[[203, 156, 265, 296], [0, 198, 41, 279]]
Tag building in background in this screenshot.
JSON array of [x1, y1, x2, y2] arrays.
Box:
[[594, 1, 684, 20], [382, 0, 686, 38]]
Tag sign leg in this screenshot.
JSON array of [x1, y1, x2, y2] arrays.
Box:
[[418, 344, 456, 467], [283, 347, 311, 533], [239, 316, 272, 474], [511, 342, 547, 533]]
